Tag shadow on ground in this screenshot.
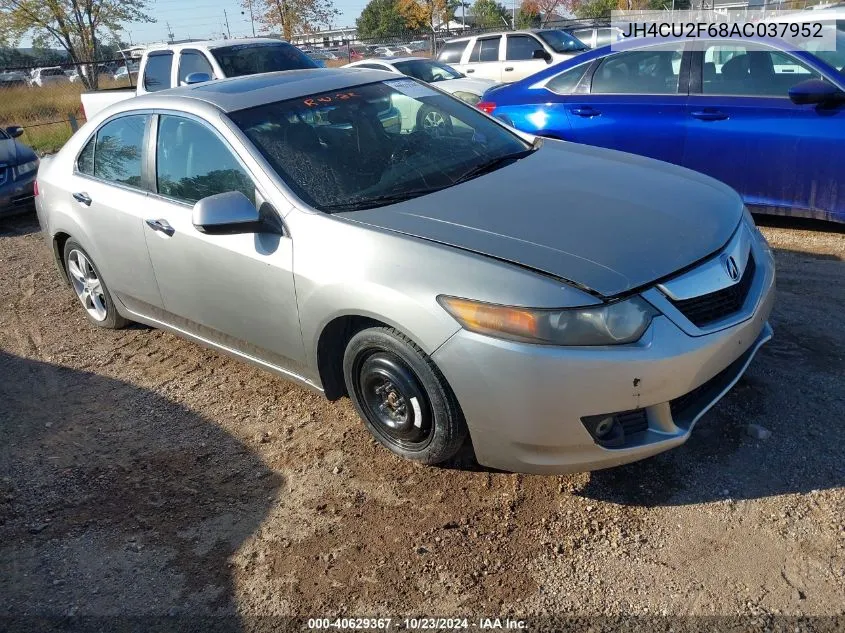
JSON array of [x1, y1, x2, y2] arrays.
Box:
[[0, 350, 283, 631]]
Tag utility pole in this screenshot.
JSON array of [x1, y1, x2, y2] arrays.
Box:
[[166, 22, 175, 43], [512, 0, 516, 29], [224, 9, 232, 38], [244, 0, 256, 37]]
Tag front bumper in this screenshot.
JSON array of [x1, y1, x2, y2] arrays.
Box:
[[432, 226, 775, 474], [0, 170, 36, 216]]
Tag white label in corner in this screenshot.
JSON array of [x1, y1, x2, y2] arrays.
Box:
[[386, 79, 437, 99]]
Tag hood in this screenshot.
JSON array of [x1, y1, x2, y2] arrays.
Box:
[[439, 77, 497, 95], [344, 140, 743, 298]]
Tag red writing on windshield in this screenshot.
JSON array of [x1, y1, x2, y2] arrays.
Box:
[[303, 92, 359, 107]]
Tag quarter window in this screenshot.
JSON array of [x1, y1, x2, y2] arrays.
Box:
[[156, 115, 255, 205], [438, 41, 468, 64], [546, 63, 590, 94], [79, 115, 148, 187], [177, 51, 214, 84], [144, 53, 173, 92], [592, 46, 683, 94], [470, 37, 501, 63], [506, 35, 543, 61]]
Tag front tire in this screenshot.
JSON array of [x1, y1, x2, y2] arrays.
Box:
[[63, 239, 128, 329], [416, 105, 453, 135], [343, 327, 467, 465]]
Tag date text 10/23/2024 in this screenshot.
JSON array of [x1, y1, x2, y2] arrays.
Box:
[[307, 617, 529, 630]]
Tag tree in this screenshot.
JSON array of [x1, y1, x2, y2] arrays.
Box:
[[472, 0, 508, 28], [397, 0, 457, 51], [357, 0, 408, 40], [245, 0, 340, 41], [0, 0, 152, 88], [572, 0, 616, 18], [516, 1, 541, 28]]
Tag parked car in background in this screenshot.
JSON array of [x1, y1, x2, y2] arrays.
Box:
[[30, 66, 70, 87], [80, 38, 319, 119], [343, 57, 495, 107], [437, 29, 590, 82], [479, 36, 845, 223], [374, 46, 405, 57], [113, 65, 140, 82], [563, 25, 626, 49], [0, 125, 38, 216], [0, 71, 30, 89], [36, 68, 774, 473]]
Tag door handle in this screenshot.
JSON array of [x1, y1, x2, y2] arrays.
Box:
[[145, 218, 175, 237], [72, 191, 92, 206], [570, 106, 601, 118], [504, 66, 514, 72], [691, 110, 729, 121], [465, 68, 475, 73]]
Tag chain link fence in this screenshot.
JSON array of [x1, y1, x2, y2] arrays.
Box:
[[0, 58, 137, 154]]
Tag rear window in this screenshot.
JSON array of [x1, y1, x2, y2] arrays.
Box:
[[211, 42, 317, 77], [144, 53, 173, 91], [437, 41, 468, 64], [470, 37, 501, 63]]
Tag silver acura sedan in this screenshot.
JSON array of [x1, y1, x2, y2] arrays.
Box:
[[35, 68, 775, 474]]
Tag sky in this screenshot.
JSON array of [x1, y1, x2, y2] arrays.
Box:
[[124, 0, 370, 45]]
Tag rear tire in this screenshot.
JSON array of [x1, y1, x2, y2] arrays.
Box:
[[63, 239, 128, 329], [343, 327, 467, 465]]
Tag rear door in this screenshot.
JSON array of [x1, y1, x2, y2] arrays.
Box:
[[140, 51, 174, 94], [69, 114, 163, 313], [682, 41, 845, 219], [563, 42, 690, 164], [462, 36, 503, 82], [503, 33, 552, 82]]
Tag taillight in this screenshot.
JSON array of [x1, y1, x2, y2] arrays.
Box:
[[476, 101, 497, 114], [33, 180, 39, 196]]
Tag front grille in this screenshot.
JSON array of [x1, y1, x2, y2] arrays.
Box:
[[614, 409, 648, 436], [670, 255, 756, 327]]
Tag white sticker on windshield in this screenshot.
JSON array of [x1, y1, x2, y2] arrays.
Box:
[[386, 79, 437, 98]]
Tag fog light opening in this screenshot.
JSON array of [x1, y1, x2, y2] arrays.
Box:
[[582, 414, 625, 448]]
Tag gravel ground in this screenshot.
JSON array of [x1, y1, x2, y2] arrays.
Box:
[[0, 213, 843, 632]]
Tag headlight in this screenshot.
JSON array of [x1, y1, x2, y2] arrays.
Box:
[[15, 159, 39, 178], [451, 91, 482, 106], [437, 295, 657, 346]]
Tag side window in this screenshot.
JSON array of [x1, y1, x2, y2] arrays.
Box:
[[91, 115, 148, 187], [546, 63, 590, 94], [77, 137, 95, 175], [178, 51, 214, 84], [437, 41, 467, 64], [506, 35, 543, 61], [594, 29, 616, 48], [470, 37, 501, 63], [592, 46, 683, 94], [572, 29, 594, 47], [144, 53, 173, 92], [702, 43, 822, 97], [156, 115, 255, 205]]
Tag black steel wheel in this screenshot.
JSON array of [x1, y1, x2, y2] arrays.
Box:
[[343, 327, 467, 464]]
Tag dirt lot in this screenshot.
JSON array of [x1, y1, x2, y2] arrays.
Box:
[[1, 213, 843, 631]]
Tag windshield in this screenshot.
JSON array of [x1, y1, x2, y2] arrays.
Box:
[[211, 43, 318, 77], [537, 29, 590, 53], [230, 79, 531, 212], [393, 59, 463, 82]]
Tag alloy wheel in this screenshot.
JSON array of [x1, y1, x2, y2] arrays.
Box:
[[67, 249, 108, 322]]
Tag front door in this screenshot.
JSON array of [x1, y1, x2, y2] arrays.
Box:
[[141, 113, 306, 373], [69, 114, 163, 313], [682, 42, 845, 219], [564, 44, 689, 164]]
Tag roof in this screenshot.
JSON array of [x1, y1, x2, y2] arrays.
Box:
[[444, 28, 566, 41], [130, 67, 395, 113], [144, 38, 290, 54], [347, 56, 429, 65]]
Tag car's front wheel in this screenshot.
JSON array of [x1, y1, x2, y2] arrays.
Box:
[[343, 327, 467, 465], [63, 239, 128, 329]]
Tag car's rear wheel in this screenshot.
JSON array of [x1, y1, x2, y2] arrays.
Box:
[[63, 240, 128, 329], [343, 327, 467, 464]]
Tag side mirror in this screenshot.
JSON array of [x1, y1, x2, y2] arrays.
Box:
[[789, 79, 844, 105], [192, 191, 264, 234], [5, 126, 24, 139], [182, 72, 212, 86], [532, 49, 552, 63]]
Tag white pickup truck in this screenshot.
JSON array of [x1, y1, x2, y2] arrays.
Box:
[[81, 38, 319, 119]]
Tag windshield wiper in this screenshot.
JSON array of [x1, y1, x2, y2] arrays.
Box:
[[321, 187, 444, 213], [451, 146, 537, 186]]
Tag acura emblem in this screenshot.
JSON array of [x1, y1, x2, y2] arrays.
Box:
[[725, 256, 740, 281]]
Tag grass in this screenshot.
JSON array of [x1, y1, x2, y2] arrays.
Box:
[[0, 77, 132, 154]]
